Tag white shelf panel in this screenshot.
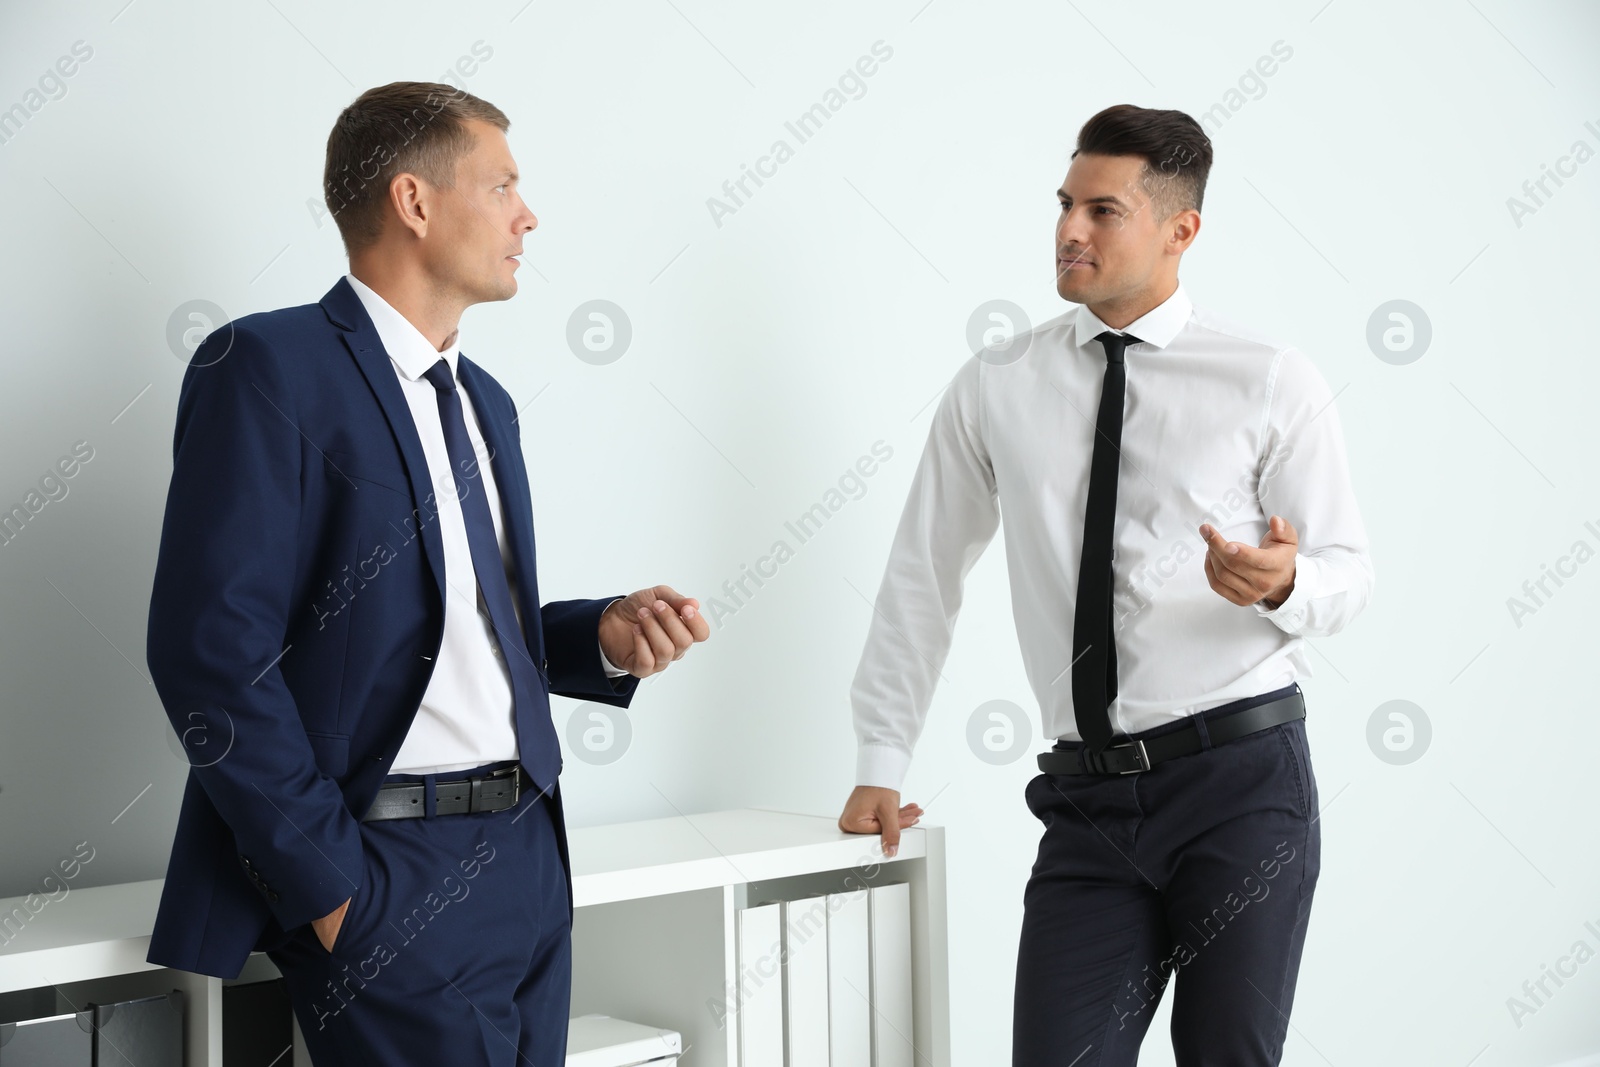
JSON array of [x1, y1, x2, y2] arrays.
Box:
[[1, 809, 926, 991], [0, 879, 165, 991], [570, 806, 926, 906]]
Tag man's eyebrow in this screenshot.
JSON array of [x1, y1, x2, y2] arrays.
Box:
[[1058, 191, 1127, 208], [494, 170, 519, 183]]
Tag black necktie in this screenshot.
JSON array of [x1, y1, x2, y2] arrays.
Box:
[[422, 358, 561, 796], [1071, 330, 1143, 752]]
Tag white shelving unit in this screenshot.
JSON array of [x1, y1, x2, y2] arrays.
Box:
[[0, 807, 949, 1066]]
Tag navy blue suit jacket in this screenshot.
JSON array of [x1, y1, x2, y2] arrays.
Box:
[[145, 276, 638, 978]]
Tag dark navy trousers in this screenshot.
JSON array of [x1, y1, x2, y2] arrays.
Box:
[[265, 761, 573, 1066], [1012, 684, 1320, 1066]]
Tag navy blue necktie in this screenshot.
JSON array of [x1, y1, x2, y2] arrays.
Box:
[[1071, 330, 1142, 753], [422, 358, 560, 796]]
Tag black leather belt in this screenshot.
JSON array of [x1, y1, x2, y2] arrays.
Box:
[[1037, 687, 1305, 776], [362, 762, 523, 821]]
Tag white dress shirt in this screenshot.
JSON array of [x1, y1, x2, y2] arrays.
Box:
[[345, 274, 627, 776], [850, 280, 1374, 790]]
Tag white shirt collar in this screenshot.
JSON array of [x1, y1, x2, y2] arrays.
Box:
[[1071, 280, 1194, 352], [344, 273, 461, 382]]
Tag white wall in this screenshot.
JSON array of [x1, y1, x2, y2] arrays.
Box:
[[2, 0, 1598, 1062]]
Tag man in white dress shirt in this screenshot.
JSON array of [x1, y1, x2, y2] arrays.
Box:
[[837, 104, 1372, 1064]]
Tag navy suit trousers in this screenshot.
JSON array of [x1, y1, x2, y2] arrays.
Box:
[[265, 760, 572, 1066], [1012, 684, 1320, 1066]]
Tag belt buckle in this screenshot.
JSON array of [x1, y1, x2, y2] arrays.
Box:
[[487, 763, 520, 809], [1117, 739, 1151, 774]]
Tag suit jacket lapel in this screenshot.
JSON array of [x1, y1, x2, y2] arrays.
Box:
[[319, 276, 449, 615], [457, 354, 546, 669]]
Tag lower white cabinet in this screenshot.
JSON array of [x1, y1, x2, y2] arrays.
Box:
[[0, 808, 950, 1067]]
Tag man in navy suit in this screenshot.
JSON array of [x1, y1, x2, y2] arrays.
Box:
[[144, 81, 709, 1064]]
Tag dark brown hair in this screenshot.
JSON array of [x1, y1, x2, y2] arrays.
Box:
[[1072, 104, 1213, 220], [323, 81, 509, 255]]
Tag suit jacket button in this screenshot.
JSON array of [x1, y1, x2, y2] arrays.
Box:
[[268, 891, 280, 902]]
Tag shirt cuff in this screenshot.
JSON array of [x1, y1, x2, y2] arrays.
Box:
[[856, 743, 913, 792], [1253, 551, 1315, 632], [598, 597, 630, 677]]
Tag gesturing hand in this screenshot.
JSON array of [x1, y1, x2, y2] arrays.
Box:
[[597, 585, 711, 678], [1199, 515, 1298, 609]]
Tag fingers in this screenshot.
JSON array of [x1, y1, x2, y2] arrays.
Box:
[[659, 600, 710, 644], [898, 801, 923, 829], [657, 587, 712, 644], [876, 796, 903, 857], [631, 606, 674, 669], [1202, 523, 1282, 573], [1204, 553, 1250, 602], [840, 803, 921, 831], [837, 790, 924, 856], [1199, 525, 1243, 580], [1204, 553, 1259, 605], [1263, 514, 1298, 545], [620, 588, 711, 679], [679, 603, 712, 643], [1199, 524, 1273, 576], [1199, 526, 1291, 605], [631, 625, 655, 672], [1221, 544, 1275, 572], [634, 598, 706, 668], [654, 585, 704, 618], [1200, 524, 1257, 579]]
